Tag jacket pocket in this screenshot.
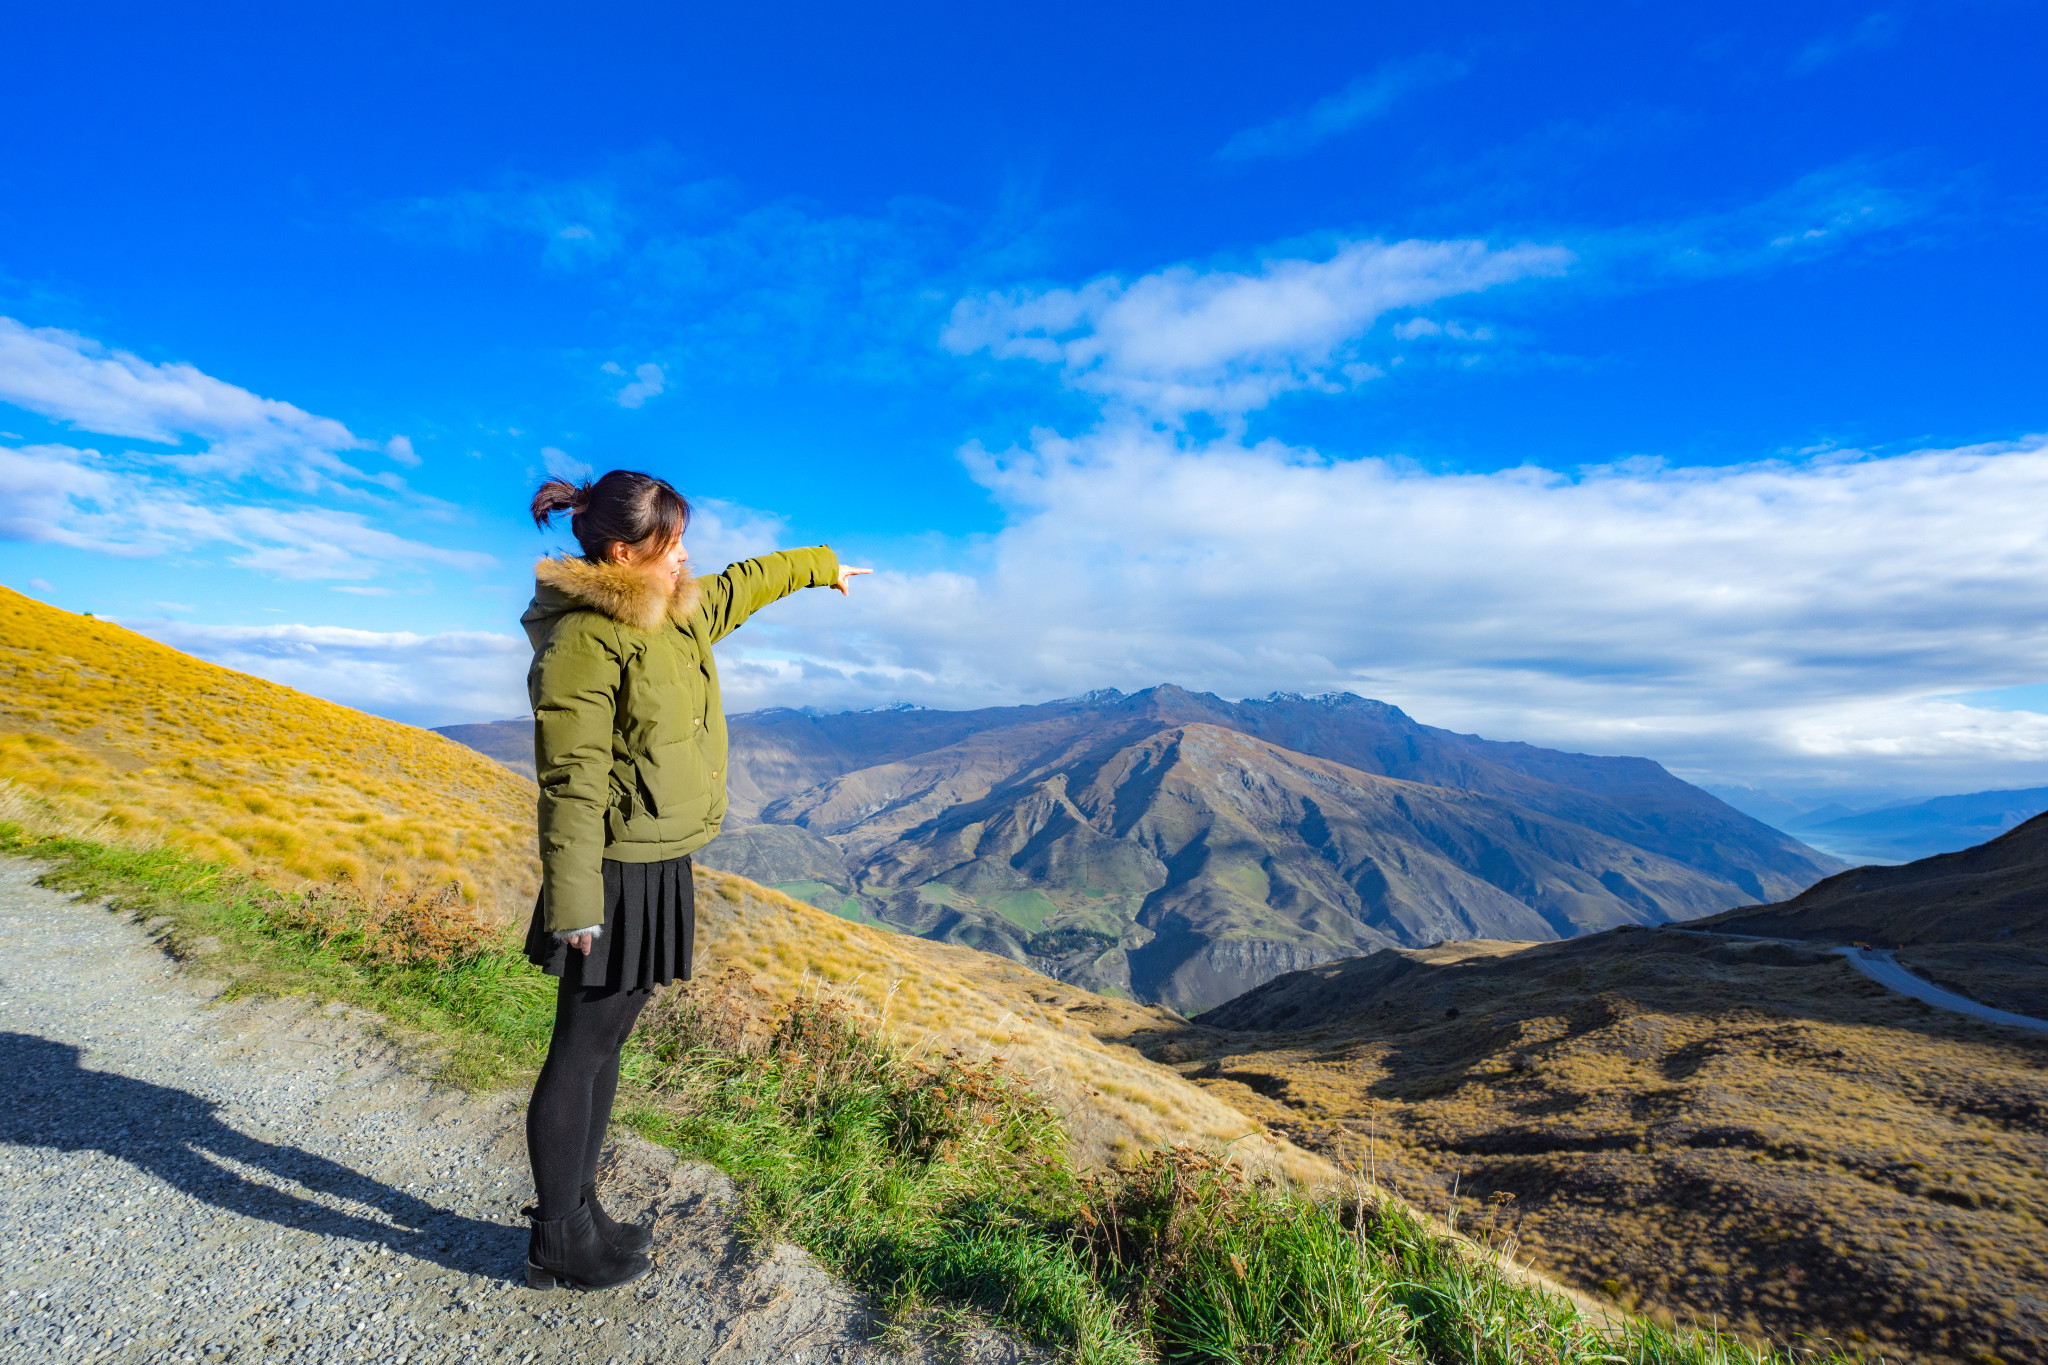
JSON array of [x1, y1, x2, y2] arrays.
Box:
[[637, 738, 713, 825]]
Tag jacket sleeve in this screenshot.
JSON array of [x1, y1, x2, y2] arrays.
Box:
[[695, 545, 840, 644], [531, 619, 620, 933]]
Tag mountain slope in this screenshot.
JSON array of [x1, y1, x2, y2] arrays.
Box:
[[1127, 927, 2048, 1365], [703, 686, 1840, 1012], [431, 718, 536, 780], [0, 586, 539, 917]]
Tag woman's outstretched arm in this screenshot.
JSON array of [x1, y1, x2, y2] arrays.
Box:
[[694, 546, 869, 641]]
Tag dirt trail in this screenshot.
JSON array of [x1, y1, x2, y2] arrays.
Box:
[[0, 858, 1028, 1365]]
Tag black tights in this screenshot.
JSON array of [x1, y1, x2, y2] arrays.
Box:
[[526, 979, 651, 1220]]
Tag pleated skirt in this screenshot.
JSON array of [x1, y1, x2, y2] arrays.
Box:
[[523, 856, 696, 991]]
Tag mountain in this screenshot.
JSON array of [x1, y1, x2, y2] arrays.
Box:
[[1127, 917, 2048, 1363], [1782, 786, 2048, 865], [696, 686, 1841, 1013], [430, 718, 535, 779], [1698, 809, 2048, 1017]]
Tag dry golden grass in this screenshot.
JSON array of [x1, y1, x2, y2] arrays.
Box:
[[1124, 932, 2048, 1365], [0, 585, 539, 917], [692, 866, 1334, 1182]]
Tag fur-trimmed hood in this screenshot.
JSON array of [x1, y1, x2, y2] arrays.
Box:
[[526, 555, 703, 635]]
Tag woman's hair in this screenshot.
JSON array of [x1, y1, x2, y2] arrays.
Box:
[[531, 470, 690, 562]]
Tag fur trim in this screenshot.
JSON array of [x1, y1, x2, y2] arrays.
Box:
[[533, 556, 702, 631]]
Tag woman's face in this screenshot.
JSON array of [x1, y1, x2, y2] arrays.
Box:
[[611, 532, 688, 587]]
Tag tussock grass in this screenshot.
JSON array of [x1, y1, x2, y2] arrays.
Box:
[[0, 585, 538, 916], [1150, 935, 2046, 1364], [2, 821, 1851, 1365]]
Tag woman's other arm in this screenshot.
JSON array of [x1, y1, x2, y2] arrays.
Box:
[[533, 621, 622, 947]]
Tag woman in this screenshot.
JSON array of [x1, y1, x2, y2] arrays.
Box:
[[518, 468, 868, 1291]]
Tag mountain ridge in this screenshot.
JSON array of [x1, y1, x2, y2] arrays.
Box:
[[702, 684, 1842, 1012]]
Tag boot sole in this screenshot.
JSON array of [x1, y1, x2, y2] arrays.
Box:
[[527, 1259, 654, 1292]]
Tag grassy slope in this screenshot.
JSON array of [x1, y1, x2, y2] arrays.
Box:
[[0, 585, 540, 917], [1132, 932, 2048, 1365]]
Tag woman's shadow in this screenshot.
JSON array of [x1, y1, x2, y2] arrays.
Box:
[[4, 1031, 521, 1280]]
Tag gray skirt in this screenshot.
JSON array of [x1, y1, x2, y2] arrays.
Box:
[[523, 856, 696, 992]]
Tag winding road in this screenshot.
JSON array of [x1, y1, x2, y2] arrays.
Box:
[[1834, 944, 2048, 1035], [1674, 926, 2048, 1034]]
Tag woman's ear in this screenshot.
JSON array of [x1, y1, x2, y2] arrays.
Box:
[[605, 541, 633, 566]]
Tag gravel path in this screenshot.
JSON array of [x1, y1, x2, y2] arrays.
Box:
[[0, 858, 1029, 1365]]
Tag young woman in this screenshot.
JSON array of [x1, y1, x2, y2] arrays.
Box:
[[519, 469, 868, 1291]]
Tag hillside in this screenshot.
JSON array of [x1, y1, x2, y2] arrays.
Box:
[[0, 584, 1328, 1182], [688, 866, 1326, 1178], [1120, 927, 2048, 1365], [0, 586, 540, 917], [1698, 810, 2048, 1016], [695, 687, 1841, 1013], [1782, 786, 2048, 866]]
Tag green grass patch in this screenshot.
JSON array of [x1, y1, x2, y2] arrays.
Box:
[[2, 825, 1861, 1365], [770, 879, 867, 923], [980, 887, 1061, 934]]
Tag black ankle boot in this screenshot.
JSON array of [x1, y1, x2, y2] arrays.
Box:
[[523, 1201, 652, 1291], [583, 1180, 654, 1254]]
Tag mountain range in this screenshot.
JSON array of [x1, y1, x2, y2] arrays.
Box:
[[1773, 786, 2048, 865], [668, 685, 1841, 1012]]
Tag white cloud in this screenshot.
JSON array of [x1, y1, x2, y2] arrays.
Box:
[[0, 440, 491, 579], [705, 427, 2048, 795], [1219, 55, 1468, 161], [602, 361, 666, 409], [0, 317, 372, 485], [541, 446, 593, 480], [944, 238, 1570, 417], [0, 319, 492, 588], [680, 498, 790, 572], [121, 620, 530, 727]]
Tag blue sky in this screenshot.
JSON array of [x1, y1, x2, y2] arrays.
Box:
[[3, 1, 2046, 804]]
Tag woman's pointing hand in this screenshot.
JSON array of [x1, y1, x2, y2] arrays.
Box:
[[834, 565, 873, 595]]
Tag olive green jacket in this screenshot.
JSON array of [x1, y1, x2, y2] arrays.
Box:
[[521, 546, 840, 932]]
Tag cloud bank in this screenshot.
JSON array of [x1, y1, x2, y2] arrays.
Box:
[[709, 427, 2048, 794]]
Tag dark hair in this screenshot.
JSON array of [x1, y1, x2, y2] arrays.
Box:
[[530, 470, 690, 562]]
